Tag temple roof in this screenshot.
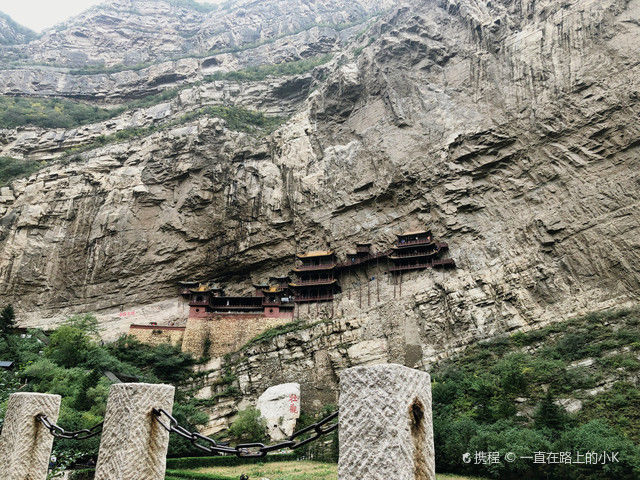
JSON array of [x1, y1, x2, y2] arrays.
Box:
[[264, 286, 282, 293], [296, 250, 334, 258], [397, 229, 430, 237], [289, 279, 338, 287], [191, 285, 211, 292]]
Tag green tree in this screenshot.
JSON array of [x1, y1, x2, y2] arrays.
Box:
[[555, 420, 640, 479], [63, 313, 101, 338], [0, 304, 16, 335], [0, 304, 16, 354], [73, 369, 102, 411], [228, 408, 267, 443], [534, 390, 568, 434], [45, 326, 93, 368]]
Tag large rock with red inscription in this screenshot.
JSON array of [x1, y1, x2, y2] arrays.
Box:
[[256, 383, 301, 441]]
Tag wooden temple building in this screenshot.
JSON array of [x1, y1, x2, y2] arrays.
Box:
[[180, 228, 455, 310], [180, 280, 295, 319], [389, 229, 455, 273], [289, 251, 340, 303]]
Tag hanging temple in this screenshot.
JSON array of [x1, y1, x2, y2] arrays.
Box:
[[128, 228, 455, 357]]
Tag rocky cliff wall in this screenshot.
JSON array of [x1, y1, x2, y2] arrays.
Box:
[[0, 0, 639, 385]]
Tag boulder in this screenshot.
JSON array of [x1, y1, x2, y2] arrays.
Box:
[[256, 383, 300, 441]]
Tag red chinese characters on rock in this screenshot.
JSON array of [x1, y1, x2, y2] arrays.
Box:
[[289, 394, 299, 415], [118, 311, 136, 317]]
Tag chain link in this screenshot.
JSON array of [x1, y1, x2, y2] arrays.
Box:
[[153, 409, 338, 458], [37, 415, 103, 440]]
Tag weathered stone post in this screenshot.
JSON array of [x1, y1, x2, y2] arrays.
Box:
[[338, 363, 435, 480], [94, 383, 175, 480], [0, 392, 61, 480]]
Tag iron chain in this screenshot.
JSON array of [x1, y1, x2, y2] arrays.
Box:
[[153, 408, 338, 458], [37, 415, 103, 440]]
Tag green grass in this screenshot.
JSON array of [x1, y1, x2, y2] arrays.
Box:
[[166, 461, 487, 480], [241, 321, 308, 349]]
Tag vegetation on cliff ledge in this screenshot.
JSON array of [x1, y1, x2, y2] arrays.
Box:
[[204, 54, 332, 82], [0, 156, 43, 187], [0, 96, 118, 130]]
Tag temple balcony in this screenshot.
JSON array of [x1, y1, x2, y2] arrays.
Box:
[[389, 250, 439, 260], [394, 238, 434, 248], [294, 294, 335, 303], [433, 258, 456, 267], [189, 300, 209, 306], [292, 263, 337, 272], [290, 279, 337, 287], [389, 262, 433, 272], [210, 305, 264, 310], [262, 299, 282, 306]]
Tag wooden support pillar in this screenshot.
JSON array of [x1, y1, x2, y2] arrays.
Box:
[[376, 257, 380, 303], [0, 392, 61, 480]]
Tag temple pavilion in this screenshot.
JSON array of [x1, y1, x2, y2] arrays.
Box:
[[389, 229, 455, 273], [180, 280, 294, 319], [289, 250, 340, 302]]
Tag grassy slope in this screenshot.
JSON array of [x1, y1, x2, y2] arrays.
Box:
[[166, 461, 486, 480]]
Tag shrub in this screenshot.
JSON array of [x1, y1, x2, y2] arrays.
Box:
[[0, 156, 43, 186], [554, 420, 640, 479], [45, 326, 94, 368], [228, 407, 267, 444], [204, 54, 332, 82], [469, 421, 552, 479], [0, 96, 119, 129], [533, 390, 569, 435]]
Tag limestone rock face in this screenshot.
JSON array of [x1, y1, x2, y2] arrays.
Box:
[[0, 0, 639, 412], [0, 13, 36, 46], [256, 383, 301, 440], [1, 0, 391, 68]]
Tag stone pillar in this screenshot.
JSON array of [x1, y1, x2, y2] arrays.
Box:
[[338, 363, 435, 480], [94, 383, 175, 480], [0, 392, 61, 480]]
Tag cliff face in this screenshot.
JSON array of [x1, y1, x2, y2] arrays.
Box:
[[0, 13, 36, 46], [1, 0, 639, 368]]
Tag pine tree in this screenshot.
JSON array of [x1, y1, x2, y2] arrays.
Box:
[[0, 304, 15, 336], [74, 369, 102, 411], [534, 390, 567, 433]]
